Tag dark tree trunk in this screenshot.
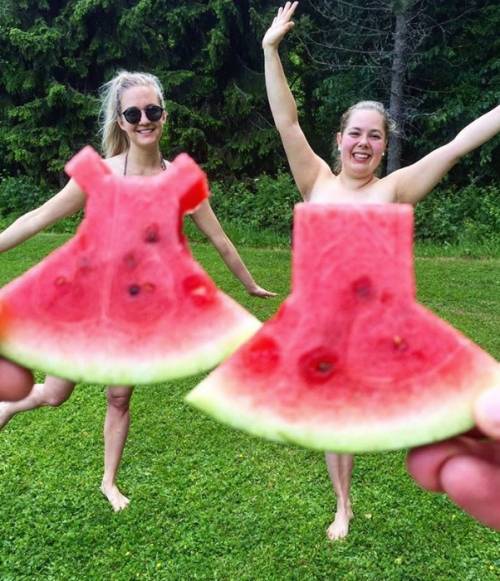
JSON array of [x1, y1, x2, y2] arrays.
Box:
[[387, 9, 409, 174]]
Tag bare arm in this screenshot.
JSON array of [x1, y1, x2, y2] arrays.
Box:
[[263, 2, 330, 199], [392, 104, 500, 204], [0, 178, 85, 253], [190, 201, 276, 298]]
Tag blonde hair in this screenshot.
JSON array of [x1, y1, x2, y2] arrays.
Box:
[[333, 100, 398, 172], [99, 71, 165, 158]]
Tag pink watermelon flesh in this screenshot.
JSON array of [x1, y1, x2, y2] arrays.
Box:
[[186, 203, 499, 452], [0, 147, 260, 384]]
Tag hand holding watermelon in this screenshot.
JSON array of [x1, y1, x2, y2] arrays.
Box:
[[407, 387, 500, 530], [187, 204, 500, 454]]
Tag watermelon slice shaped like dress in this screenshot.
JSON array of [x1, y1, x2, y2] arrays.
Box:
[[0, 147, 261, 384], [187, 203, 499, 452]]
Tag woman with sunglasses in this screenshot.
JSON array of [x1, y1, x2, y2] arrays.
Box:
[[0, 70, 275, 512]]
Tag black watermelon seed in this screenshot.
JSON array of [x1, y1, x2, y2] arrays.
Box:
[[316, 361, 333, 373], [144, 224, 160, 243], [299, 347, 338, 384], [128, 284, 141, 296], [352, 276, 374, 300]]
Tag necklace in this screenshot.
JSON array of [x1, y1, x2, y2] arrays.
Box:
[[123, 150, 167, 176]]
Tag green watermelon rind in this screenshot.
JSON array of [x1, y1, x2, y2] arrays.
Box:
[[0, 316, 261, 385], [185, 365, 500, 453]]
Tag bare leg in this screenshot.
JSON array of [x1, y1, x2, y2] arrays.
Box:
[[0, 376, 75, 430], [101, 385, 133, 512], [325, 453, 354, 541]]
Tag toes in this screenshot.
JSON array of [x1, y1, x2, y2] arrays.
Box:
[[327, 524, 348, 541], [326, 512, 352, 541], [101, 484, 130, 512]]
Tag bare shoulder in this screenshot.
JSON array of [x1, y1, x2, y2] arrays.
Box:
[[308, 170, 338, 203], [305, 162, 337, 201], [370, 173, 399, 203]]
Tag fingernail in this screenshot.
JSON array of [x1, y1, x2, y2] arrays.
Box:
[[475, 387, 500, 437]]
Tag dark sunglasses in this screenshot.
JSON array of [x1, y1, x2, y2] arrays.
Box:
[[121, 104, 164, 124]]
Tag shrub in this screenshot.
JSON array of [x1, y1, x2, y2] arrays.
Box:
[[0, 175, 82, 233], [0, 175, 50, 218], [415, 184, 500, 244], [210, 171, 301, 238]]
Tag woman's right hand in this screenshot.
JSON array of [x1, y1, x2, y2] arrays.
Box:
[[262, 2, 299, 50], [407, 387, 500, 529]]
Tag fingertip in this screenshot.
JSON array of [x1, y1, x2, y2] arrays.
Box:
[[475, 387, 500, 439]]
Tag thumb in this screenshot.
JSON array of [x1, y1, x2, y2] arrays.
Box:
[[475, 386, 500, 439]]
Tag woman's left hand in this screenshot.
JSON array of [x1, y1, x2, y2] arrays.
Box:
[[247, 285, 277, 298]]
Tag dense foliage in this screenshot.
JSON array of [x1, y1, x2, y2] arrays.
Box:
[[0, 0, 498, 243]]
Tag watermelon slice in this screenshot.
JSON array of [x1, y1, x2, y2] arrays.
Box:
[[0, 147, 260, 384], [186, 203, 499, 452]]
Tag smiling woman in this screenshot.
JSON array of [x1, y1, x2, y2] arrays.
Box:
[[100, 72, 168, 175], [263, 1, 500, 541], [333, 100, 394, 175], [0, 69, 275, 513]]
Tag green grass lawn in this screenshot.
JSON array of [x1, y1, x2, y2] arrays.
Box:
[[0, 234, 499, 580]]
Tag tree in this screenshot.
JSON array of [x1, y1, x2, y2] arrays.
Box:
[[0, 0, 288, 187], [297, 0, 499, 181]]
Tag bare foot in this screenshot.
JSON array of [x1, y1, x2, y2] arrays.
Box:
[[101, 482, 130, 512], [326, 507, 354, 541], [0, 402, 14, 430]]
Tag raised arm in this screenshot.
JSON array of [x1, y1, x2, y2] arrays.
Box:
[[0, 178, 85, 253], [392, 104, 500, 205], [263, 2, 330, 200], [190, 200, 276, 298]]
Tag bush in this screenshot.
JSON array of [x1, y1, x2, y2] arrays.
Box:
[[210, 171, 301, 238], [0, 175, 50, 218], [0, 175, 82, 233], [2, 172, 497, 249], [414, 184, 500, 244]]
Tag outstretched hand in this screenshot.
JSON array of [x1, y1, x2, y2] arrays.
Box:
[[407, 387, 500, 529], [247, 285, 278, 299], [262, 2, 299, 50]]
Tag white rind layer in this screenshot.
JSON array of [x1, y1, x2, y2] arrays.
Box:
[[0, 315, 261, 385], [186, 364, 500, 453]]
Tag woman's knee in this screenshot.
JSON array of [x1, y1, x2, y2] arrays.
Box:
[[106, 386, 133, 412], [42, 380, 75, 407]]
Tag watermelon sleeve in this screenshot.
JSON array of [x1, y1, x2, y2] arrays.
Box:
[[65, 146, 112, 192], [168, 153, 209, 215]]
